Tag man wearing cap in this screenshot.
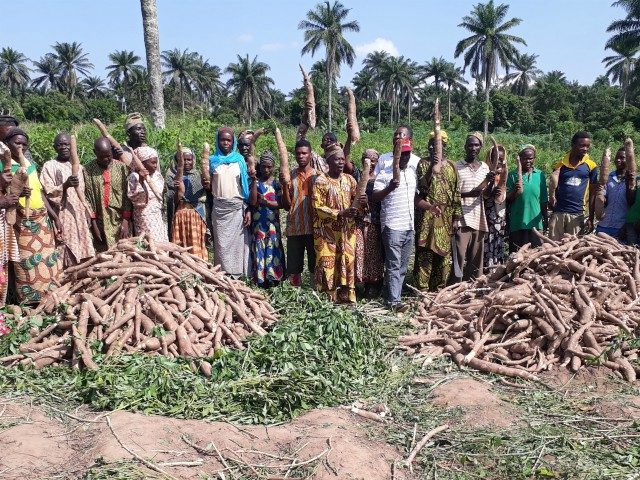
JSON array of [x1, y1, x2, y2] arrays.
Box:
[[117, 112, 149, 167], [414, 129, 462, 291], [372, 126, 420, 311], [453, 132, 495, 282], [312, 143, 364, 303]]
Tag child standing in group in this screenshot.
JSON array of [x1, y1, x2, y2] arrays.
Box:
[[249, 152, 285, 286], [127, 146, 168, 242]]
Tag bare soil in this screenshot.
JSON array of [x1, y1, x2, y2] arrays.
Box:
[[0, 400, 399, 480], [431, 377, 518, 428]]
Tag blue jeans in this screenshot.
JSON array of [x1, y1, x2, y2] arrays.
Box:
[[382, 227, 413, 305]]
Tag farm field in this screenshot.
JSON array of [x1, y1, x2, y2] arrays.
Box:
[[1, 284, 640, 480]]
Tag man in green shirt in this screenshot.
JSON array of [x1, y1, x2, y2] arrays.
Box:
[[625, 180, 640, 245], [506, 145, 548, 251]]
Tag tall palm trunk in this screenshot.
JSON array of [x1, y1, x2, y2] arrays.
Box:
[[377, 85, 382, 126], [140, 0, 166, 129], [326, 56, 333, 131], [447, 84, 452, 122], [180, 80, 185, 116], [484, 69, 491, 136]]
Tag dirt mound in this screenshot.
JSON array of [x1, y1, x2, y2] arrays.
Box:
[[0, 399, 399, 480], [432, 378, 517, 428]]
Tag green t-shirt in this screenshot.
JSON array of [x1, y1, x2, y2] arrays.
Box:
[[506, 168, 548, 232], [626, 181, 640, 223]]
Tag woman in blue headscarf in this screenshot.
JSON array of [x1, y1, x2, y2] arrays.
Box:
[[209, 127, 252, 278]]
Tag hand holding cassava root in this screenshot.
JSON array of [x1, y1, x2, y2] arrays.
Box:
[[402, 232, 640, 382], [0, 233, 277, 372]]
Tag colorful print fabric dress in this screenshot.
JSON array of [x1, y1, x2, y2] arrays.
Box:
[[251, 179, 285, 285]]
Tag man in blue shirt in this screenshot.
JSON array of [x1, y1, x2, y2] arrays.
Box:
[[548, 132, 598, 240]]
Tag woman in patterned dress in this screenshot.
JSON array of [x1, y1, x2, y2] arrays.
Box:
[[127, 146, 168, 242], [249, 152, 285, 287], [354, 149, 385, 298], [3, 128, 62, 304], [483, 145, 508, 269]]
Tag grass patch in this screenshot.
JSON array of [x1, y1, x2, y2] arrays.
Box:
[[364, 352, 640, 480]]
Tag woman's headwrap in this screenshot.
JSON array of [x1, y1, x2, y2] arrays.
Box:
[[324, 144, 344, 163], [467, 131, 484, 145], [179, 147, 193, 156], [209, 127, 249, 200], [429, 129, 449, 144], [0, 116, 19, 127], [3, 127, 29, 142], [519, 144, 536, 155], [125, 112, 144, 131], [259, 151, 275, 165], [135, 145, 158, 162], [363, 148, 380, 162]]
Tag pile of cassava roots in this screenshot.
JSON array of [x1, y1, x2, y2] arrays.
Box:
[[0, 235, 277, 374], [402, 232, 640, 382]]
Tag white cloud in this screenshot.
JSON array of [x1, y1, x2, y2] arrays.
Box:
[[260, 42, 286, 53], [237, 33, 253, 44], [355, 38, 399, 58]]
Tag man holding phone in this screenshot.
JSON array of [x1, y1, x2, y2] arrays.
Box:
[[372, 126, 420, 311]]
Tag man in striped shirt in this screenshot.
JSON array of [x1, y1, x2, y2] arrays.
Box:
[[373, 126, 420, 311], [453, 132, 496, 282], [281, 139, 317, 287]]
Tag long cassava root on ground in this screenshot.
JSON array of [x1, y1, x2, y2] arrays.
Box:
[[0, 234, 277, 371], [402, 232, 640, 382]]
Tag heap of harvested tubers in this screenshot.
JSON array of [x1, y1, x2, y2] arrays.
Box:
[[402, 232, 640, 382], [0, 235, 277, 373]]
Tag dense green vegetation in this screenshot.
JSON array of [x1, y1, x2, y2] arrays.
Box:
[[17, 116, 640, 179], [1, 1, 640, 142]]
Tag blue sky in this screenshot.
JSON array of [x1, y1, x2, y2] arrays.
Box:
[[2, 0, 627, 95]]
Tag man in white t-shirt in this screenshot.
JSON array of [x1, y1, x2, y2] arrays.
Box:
[[453, 132, 495, 282], [373, 126, 420, 311]]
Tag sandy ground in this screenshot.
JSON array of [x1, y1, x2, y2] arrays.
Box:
[[0, 402, 400, 480]]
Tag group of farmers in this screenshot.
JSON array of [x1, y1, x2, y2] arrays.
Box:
[[0, 112, 635, 311]]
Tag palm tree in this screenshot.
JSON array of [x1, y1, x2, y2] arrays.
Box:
[[127, 67, 151, 112], [504, 52, 542, 96], [542, 70, 568, 84], [442, 64, 468, 122], [603, 39, 638, 109], [51, 42, 94, 99], [380, 56, 419, 123], [0, 47, 30, 95], [454, 0, 526, 135], [362, 51, 390, 125], [299, 0, 360, 130], [352, 69, 377, 100], [31, 54, 61, 92], [81, 76, 107, 99], [161, 48, 198, 115], [422, 57, 449, 94], [225, 54, 274, 127], [107, 50, 142, 112], [140, 0, 166, 129], [606, 0, 640, 51], [192, 56, 225, 113]]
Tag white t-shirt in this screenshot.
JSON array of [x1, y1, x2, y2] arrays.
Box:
[[373, 152, 420, 231]]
